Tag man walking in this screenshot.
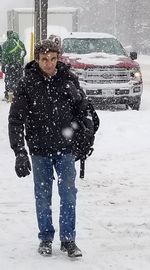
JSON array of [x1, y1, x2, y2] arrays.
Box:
[[8, 39, 95, 257]]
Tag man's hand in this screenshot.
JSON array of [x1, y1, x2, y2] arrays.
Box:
[[15, 153, 31, 178]]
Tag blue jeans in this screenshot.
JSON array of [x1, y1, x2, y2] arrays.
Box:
[[31, 153, 77, 242]]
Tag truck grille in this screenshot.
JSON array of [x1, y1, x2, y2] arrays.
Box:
[[84, 67, 130, 84]]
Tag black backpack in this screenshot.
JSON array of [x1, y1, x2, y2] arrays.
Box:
[[62, 79, 100, 177], [72, 100, 100, 161]]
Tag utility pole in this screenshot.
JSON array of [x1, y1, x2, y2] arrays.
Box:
[[34, 0, 40, 43], [34, 0, 48, 43], [41, 0, 48, 40]]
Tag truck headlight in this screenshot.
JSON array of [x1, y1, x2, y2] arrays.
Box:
[[130, 69, 142, 82]]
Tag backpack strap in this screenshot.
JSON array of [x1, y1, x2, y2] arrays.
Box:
[[86, 100, 100, 134]]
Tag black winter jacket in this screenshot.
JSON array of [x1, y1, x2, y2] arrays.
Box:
[[8, 60, 87, 156]]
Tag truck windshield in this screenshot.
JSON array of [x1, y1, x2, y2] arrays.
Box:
[[62, 38, 127, 56]]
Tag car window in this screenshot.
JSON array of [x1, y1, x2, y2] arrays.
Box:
[[62, 38, 127, 56]]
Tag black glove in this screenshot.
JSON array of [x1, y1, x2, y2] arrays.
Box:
[[15, 153, 31, 178]]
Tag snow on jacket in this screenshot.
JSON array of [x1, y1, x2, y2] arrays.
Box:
[[8, 60, 88, 156]]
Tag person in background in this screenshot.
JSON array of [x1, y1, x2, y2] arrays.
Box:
[[8, 39, 93, 258], [1, 30, 26, 101]]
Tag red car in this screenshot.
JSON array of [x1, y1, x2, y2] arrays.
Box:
[[61, 32, 143, 110]]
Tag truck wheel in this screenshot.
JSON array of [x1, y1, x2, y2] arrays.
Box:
[[130, 100, 141, 110]]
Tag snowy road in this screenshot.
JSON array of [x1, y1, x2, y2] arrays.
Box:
[[0, 56, 150, 270]]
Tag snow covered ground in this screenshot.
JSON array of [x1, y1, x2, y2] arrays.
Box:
[[0, 55, 150, 270]]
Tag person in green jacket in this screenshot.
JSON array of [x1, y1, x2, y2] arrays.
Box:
[[1, 30, 27, 101]]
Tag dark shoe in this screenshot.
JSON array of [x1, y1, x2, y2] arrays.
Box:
[[38, 240, 52, 256], [60, 241, 82, 257]]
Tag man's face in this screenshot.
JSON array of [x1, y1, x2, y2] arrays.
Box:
[[37, 52, 58, 76]]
